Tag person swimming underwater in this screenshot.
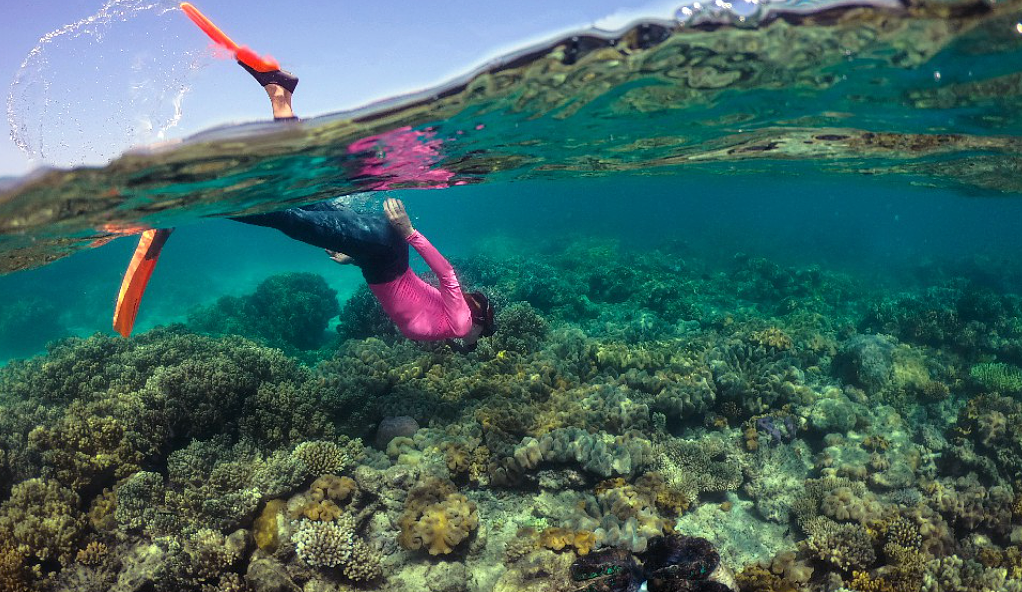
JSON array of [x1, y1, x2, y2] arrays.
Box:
[[232, 62, 496, 352]]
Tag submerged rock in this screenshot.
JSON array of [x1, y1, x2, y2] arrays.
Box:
[[836, 334, 896, 394], [375, 416, 420, 449], [246, 554, 300, 592]]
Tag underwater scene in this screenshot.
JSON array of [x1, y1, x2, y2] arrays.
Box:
[[3, 0, 1022, 590]]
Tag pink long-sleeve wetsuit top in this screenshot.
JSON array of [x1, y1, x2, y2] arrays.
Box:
[[369, 230, 473, 340]]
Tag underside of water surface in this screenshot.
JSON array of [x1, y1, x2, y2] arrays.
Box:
[[3, 0, 1022, 591], [1, 0, 1021, 272]]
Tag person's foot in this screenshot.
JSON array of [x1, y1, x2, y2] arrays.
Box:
[[238, 61, 299, 93]]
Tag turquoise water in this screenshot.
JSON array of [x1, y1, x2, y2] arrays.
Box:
[[2, 1, 1022, 591]]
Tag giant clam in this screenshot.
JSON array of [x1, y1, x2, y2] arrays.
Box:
[[570, 535, 732, 592]]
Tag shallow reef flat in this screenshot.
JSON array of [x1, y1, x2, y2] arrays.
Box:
[[2, 238, 1022, 591]]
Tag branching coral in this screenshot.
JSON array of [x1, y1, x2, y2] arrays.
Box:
[[0, 543, 34, 592], [292, 438, 363, 477], [293, 515, 382, 581], [802, 516, 877, 570], [0, 478, 88, 565], [653, 436, 744, 497], [163, 439, 306, 531], [27, 392, 164, 494]]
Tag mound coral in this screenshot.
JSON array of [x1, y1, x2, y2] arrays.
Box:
[[189, 272, 340, 351], [708, 339, 806, 415]]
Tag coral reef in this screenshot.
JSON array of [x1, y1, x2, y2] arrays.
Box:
[[2, 241, 1022, 592]]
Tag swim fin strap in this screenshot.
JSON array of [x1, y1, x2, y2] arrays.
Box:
[[180, 2, 280, 72], [113, 228, 174, 338]]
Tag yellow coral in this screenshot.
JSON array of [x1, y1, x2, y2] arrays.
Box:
[[253, 499, 286, 552], [0, 543, 33, 592], [750, 327, 794, 351], [309, 475, 356, 504], [88, 489, 117, 532], [538, 527, 596, 555], [399, 492, 479, 555], [75, 542, 108, 566], [303, 500, 342, 522], [441, 442, 472, 474], [733, 564, 801, 592]]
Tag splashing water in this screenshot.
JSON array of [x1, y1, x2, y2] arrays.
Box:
[[6, 0, 203, 168]]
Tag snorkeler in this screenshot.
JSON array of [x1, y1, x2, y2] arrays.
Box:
[[116, 3, 494, 348], [231, 62, 496, 351]]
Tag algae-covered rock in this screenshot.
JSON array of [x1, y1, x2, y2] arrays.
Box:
[[836, 334, 896, 394]]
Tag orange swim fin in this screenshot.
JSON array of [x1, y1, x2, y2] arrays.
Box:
[[180, 2, 280, 72], [113, 228, 174, 338]]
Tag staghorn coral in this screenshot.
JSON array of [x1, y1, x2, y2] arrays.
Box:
[[238, 379, 338, 450], [654, 435, 744, 497], [744, 442, 812, 523], [483, 301, 550, 356], [948, 393, 1022, 483], [734, 563, 801, 592], [164, 438, 307, 532], [0, 543, 34, 592], [970, 362, 1022, 393], [27, 391, 164, 494]]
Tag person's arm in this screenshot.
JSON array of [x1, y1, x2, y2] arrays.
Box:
[[385, 199, 473, 334]]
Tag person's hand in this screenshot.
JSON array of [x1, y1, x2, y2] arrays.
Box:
[[384, 198, 415, 238], [326, 250, 353, 265]]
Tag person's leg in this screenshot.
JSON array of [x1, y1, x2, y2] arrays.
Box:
[[238, 61, 298, 120], [232, 205, 409, 283]]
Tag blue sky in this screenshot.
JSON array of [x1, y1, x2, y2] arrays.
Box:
[[2, 0, 676, 177]]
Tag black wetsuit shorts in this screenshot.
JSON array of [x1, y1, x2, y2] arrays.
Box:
[[232, 200, 409, 284]]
